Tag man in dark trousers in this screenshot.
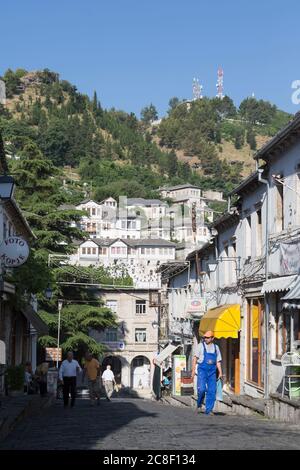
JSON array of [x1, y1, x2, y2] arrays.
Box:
[[59, 351, 81, 408], [192, 331, 223, 415]]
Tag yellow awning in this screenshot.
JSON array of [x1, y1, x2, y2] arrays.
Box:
[[199, 304, 241, 339]]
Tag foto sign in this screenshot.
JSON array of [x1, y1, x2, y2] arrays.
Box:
[[0, 237, 29, 267]]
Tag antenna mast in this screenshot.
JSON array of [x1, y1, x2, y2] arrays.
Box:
[[192, 77, 203, 100], [216, 67, 224, 99]]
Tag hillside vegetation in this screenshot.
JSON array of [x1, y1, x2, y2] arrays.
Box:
[[1, 68, 291, 200], [155, 95, 292, 178]]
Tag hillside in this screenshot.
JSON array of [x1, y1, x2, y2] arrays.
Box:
[[152, 96, 292, 179], [0, 68, 293, 198]]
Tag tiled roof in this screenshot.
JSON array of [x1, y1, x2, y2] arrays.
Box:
[[77, 238, 176, 248]]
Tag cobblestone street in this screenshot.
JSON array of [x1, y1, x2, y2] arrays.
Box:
[[0, 398, 300, 450]]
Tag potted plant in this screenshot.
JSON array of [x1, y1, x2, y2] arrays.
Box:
[[5, 365, 25, 396]]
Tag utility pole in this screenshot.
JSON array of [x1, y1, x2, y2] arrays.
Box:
[[57, 300, 63, 369]]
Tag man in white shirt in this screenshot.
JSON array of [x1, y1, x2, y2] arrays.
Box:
[[59, 351, 82, 408], [101, 365, 116, 401]]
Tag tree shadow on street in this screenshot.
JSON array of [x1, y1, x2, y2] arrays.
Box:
[[0, 398, 158, 450]]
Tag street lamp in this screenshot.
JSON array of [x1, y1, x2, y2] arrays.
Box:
[[0, 175, 15, 200], [0, 175, 15, 298], [44, 285, 52, 300]]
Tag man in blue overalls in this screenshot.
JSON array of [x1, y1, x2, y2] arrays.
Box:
[[192, 330, 223, 415]]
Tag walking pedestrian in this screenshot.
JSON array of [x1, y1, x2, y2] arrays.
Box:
[[82, 352, 101, 406], [35, 362, 48, 397], [101, 364, 116, 401], [191, 330, 223, 415], [59, 351, 81, 408]]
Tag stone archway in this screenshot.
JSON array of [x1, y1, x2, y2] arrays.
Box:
[[102, 355, 122, 385], [131, 355, 151, 390]]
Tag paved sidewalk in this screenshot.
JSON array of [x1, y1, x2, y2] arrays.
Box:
[[0, 393, 54, 441]]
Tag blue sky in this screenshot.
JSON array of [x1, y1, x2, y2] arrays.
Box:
[[1, 0, 300, 117]]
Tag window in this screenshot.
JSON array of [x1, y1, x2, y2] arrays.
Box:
[[92, 208, 96, 216], [151, 248, 156, 255], [106, 300, 118, 313], [111, 247, 116, 254], [82, 247, 86, 255], [275, 180, 284, 231], [223, 246, 229, 284], [132, 222, 136, 229], [135, 328, 147, 343], [247, 299, 265, 387], [92, 247, 96, 255], [105, 328, 118, 342], [121, 221, 126, 229], [256, 209, 262, 256], [136, 300, 146, 314], [141, 248, 145, 255], [99, 247, 107, 255], [87, 248, 91, 255], [245, 215, 252, 258]]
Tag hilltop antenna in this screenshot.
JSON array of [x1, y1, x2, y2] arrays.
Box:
[[192, 77, 203, 100], [216, 67, 224, 99]]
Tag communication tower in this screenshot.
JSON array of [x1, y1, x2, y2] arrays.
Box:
[[216, 67, 224, 99], [192, 77, 203, 100]]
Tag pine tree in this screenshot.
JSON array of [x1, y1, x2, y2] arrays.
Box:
[[246, 128, 257, 150]]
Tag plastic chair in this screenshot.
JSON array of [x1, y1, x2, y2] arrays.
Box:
[[281, 352, 300, 399]]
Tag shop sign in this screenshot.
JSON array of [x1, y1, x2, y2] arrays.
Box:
[[0, 237, 29, 267], [187, 295, 206, 314], [45, 347, 62, 361], [172, 355, 186, 396]]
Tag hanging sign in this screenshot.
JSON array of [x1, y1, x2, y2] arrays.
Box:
[[0, 237, 29, 267], [187, 295, 206, 314], [45, 348, 62, 361]]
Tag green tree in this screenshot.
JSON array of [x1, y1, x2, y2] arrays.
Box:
[[140, 103, 158, 124], [2, 69, 22, 97], [211, 96, 236, 119], [38, 303, 117, 359], [239, 97, 276, 125], [168, 97, 180, 113], [246, 127, 257, 150], [234, 127, 244, 149]]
